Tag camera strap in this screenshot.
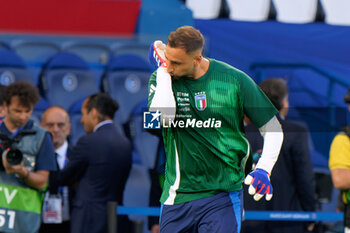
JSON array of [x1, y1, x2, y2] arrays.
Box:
[[10, 126, 23, 138]]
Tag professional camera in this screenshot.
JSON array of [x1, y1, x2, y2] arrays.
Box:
[[0, 130, 36, 168]]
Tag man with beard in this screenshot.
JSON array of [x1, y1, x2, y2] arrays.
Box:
[[147, 26, 284, 233]]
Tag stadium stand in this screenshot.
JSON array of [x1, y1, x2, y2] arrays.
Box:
[[0, 41, 11, 50], [62, 41, 112, 86], [321, 0, 350, 26], [122, 163, 151, 232], [11, 40, 61, 85], [62, 41, 111, 65], [31, 98, 50, 124], [11, 40, 60, 62], [125, 100, 160, 168], [272, 0, 319, 23], [0, 49, 35, 85], [136, 0, 193, 35], [111, 42, 149, 63], [226, 0, 272, 22], [39, 52, 99, 111], [69, 113, 84, 146], [66, 98, 85, 146], [186, 0, 222, 19], [101, 53, 153, 124]]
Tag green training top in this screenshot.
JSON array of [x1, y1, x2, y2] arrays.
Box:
[[148, 59, 278, 205]]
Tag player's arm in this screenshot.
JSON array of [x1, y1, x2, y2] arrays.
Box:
[[245, 116, 283, 201], [239, 72, 283, 201], [331, 169, 350, 190], [255, 116, 283, 175], [148, 41, 176, 125], [329, 134, 350, 189]]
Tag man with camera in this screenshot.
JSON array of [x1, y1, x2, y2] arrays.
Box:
[[0, 81, 56, 233]]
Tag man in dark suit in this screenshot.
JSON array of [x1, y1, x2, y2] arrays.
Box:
[[242, 78, 316, 233], [58, 93, 132, 233], [40, 106, 73, 233]]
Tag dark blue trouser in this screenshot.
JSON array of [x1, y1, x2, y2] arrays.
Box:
[[160, 191, 243, 233]]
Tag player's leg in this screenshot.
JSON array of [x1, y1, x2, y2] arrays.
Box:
[[197, 191, 243, 233], [159, 202, 196, 233]]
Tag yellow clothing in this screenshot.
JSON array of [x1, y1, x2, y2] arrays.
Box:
[[329, 133, 350, 170]]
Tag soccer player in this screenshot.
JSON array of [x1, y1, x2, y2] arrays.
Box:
[[147, 26, 284, 233]]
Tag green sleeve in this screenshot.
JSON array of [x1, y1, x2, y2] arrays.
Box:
[[238, 72, 278, 128]]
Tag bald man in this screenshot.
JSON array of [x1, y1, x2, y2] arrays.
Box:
[[40, 106, 73, 233]]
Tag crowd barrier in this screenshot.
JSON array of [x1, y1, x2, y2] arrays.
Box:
[[106, 202, 343, 233]]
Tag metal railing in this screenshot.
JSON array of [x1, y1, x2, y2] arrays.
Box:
[[107, 202, 344, 233]]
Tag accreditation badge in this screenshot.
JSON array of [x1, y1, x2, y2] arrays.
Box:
[[42, 192, 62, 224]]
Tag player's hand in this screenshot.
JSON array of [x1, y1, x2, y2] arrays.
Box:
[[244, 168, 273, 201], [149, 40, 167, 68]]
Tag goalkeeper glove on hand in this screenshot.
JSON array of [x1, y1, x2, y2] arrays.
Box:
[[244, 168, 273, 201], [149, 40, 167, 68]]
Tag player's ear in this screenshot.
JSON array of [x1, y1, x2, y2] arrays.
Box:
[[193, 54, 202, 66], [90, 108, 99, 119]]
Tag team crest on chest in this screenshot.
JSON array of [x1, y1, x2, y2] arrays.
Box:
[[194, 92, 207, 111]]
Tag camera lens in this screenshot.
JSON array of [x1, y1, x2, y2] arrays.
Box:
[[4, 149, 23, 165]]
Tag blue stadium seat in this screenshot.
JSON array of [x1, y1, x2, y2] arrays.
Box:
[[226, 0, 271, 22], [69, 113, 85, 146], [102, 54, 153, 124], [67, 95, 86, 146], [12, 40, 61, 62], [0, 41, 11, 50], [321, 0, 350, 25], [111, 42, 149, 62], [126, 100, 160, 168], [122, 164, 151, 224], [62, 41, 111, 65], [186, 0, 221, 19], [272, 0, 318, 23], [11, 40, 61, 85], [61, 41, 111, 86], [32, 98, 50, 124], [39, 52, 99, 110], [0, 50, 35, 85]]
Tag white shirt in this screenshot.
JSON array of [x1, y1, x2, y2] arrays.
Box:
[[55, 141, 68, 170], [52, 140, 70, 221]]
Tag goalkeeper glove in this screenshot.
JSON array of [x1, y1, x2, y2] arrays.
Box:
[[148, 40, 167, 68], [244, 168, 273, 201]]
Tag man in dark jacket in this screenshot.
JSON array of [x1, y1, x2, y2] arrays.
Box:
[[58, 93, 132, 233], [242, 78, 316, 233]]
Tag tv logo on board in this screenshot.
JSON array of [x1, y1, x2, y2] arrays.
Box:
[[143, 111, 161, 129]]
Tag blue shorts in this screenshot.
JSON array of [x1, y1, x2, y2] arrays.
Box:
[[160, 190, 243, 233]]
